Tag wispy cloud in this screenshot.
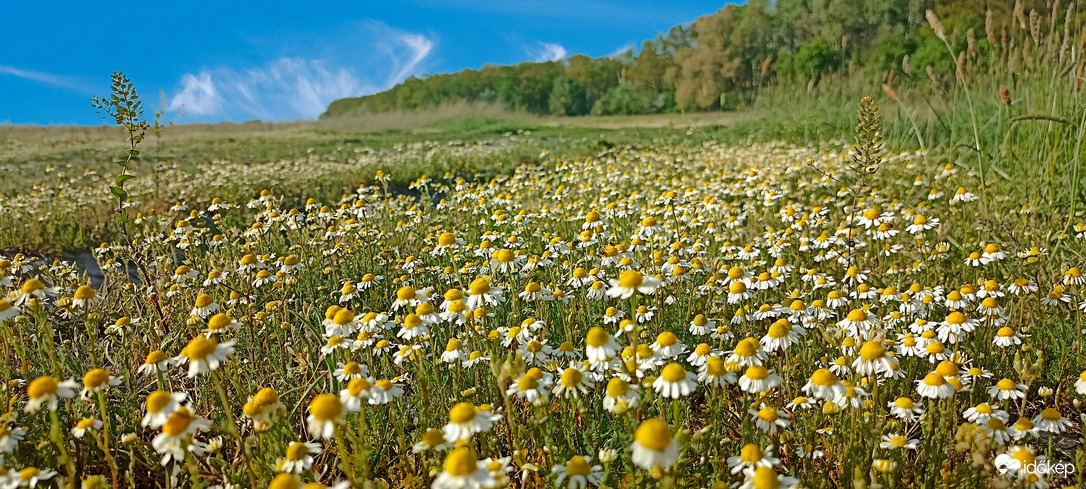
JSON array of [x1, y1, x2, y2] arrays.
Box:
[[530, 42, 568, 62], [0, 65, 92, 93], [167, 22, 435, 122], [607, 43, 636, 58]]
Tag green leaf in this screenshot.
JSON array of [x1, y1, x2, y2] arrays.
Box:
[[125, 149, 140, 156], [114, 174, 134, 185], [110, 186, 128, 199]]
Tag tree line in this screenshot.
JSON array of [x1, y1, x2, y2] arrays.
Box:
[[322, 0, 1054, 118]]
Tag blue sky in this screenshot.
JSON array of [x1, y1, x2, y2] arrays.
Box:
[[1, 1, 730, 125]]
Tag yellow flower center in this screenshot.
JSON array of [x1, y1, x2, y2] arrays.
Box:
[[184, 337, 218, 361], [923, 373, 946, 386], [634, 418, 672, 452], [74, 285, 96, 300], [444, 447, 479, 477], [208, 313, 233, 331], [19, 468, 40, 481], [586, 327, 610, 347], [846, 309, 868, 322], [83, 368, 110, 389], [859, 341, 885, 360], [566, 455, 591, 476], [469, 278, 491, 295], [422, 428, 446, 447], [561, 368, 583, 387], [660, 363, 687, 382], [347, 378, 371, 396], [745, 365, 769, 380], [286, 442, 310, 461], [309, 394, 343, 421], [449, 402, 477, 424], [810, 368, 836, 386], [705, 357, 726, 376], [268, 473, 300, 489], [146, 390, 173, 413], [161, 409, 194, 437], [28, 376, 58, 399], [618, 270, 644, 289]]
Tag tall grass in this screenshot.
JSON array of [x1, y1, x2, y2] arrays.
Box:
[[751, 6, 1086, 217]]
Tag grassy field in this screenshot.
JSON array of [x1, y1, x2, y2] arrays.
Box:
[[3, 9, 1086, 488]]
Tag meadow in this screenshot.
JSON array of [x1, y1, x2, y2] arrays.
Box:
[[3, 6, 1086, 489]]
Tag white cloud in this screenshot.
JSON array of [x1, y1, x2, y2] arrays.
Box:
[[383, 30, 435, 85], [168, 72, 221, 116], [607, 43, 636, 58], [0, 65, 91, 92], [167, 22, 434, 122], [532, 42, 568, 62]]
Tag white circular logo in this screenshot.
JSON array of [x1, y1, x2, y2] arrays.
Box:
[[995, 454, 1021, 474]]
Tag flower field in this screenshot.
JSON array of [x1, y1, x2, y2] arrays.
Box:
[[0, 114, 1084, 489]]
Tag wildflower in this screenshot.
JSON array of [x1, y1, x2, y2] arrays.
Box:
[[24, 377, 79, 413], [241, 387, 286, 432], [653, 363, 697, 399], [7, 467, 57, 487], [306, 394, 344, 440], [802, 368, 845, 401], [738, 467, 800, 489], [988, 379, 1027, 401], [276, 441, 320, 474], [508, 368, 552, 403], [413, 428, 451, 453], [1033, 408, 1072, 434], [630, 418, 678, 471], [738, 365, 780, 394], [727, 337, 767, 367], [606, 270, 661, 299], [433, 448, 494, 489], [551, 456, 603, 489], [650, 331, 685, 359], [206, 313, 242, 335], [750, 405, 790, 434], [689, 314, 714, 335], [143, 391, 186, 428], [443, 402, 495, 442], [852, 341, 898, 378], [80, 368, 121, 398], [879, 434, 919, 450], [584, 327, 620, 363], [152, 407, 210, 465], [727, 444, 779, 473], [369, 379, 404, 405], [553, 362, 595, 398], [71, 418, 102, 438], [916, 372, 955, 399], [466, 277, 504, 309], [339, 378, 373, 412]]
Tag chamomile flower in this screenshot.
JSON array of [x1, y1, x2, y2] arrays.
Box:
[[433, 448, 494, 489], [175, 336, 236, 377], [606, 270, 661, 299], [24, 377, 78, 413], [443, 403, 494, 442], [305, 394, 345, 440], [629, 418, 678, 471], [276, 441, 320, 474], [551, 456, 603, 489]]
